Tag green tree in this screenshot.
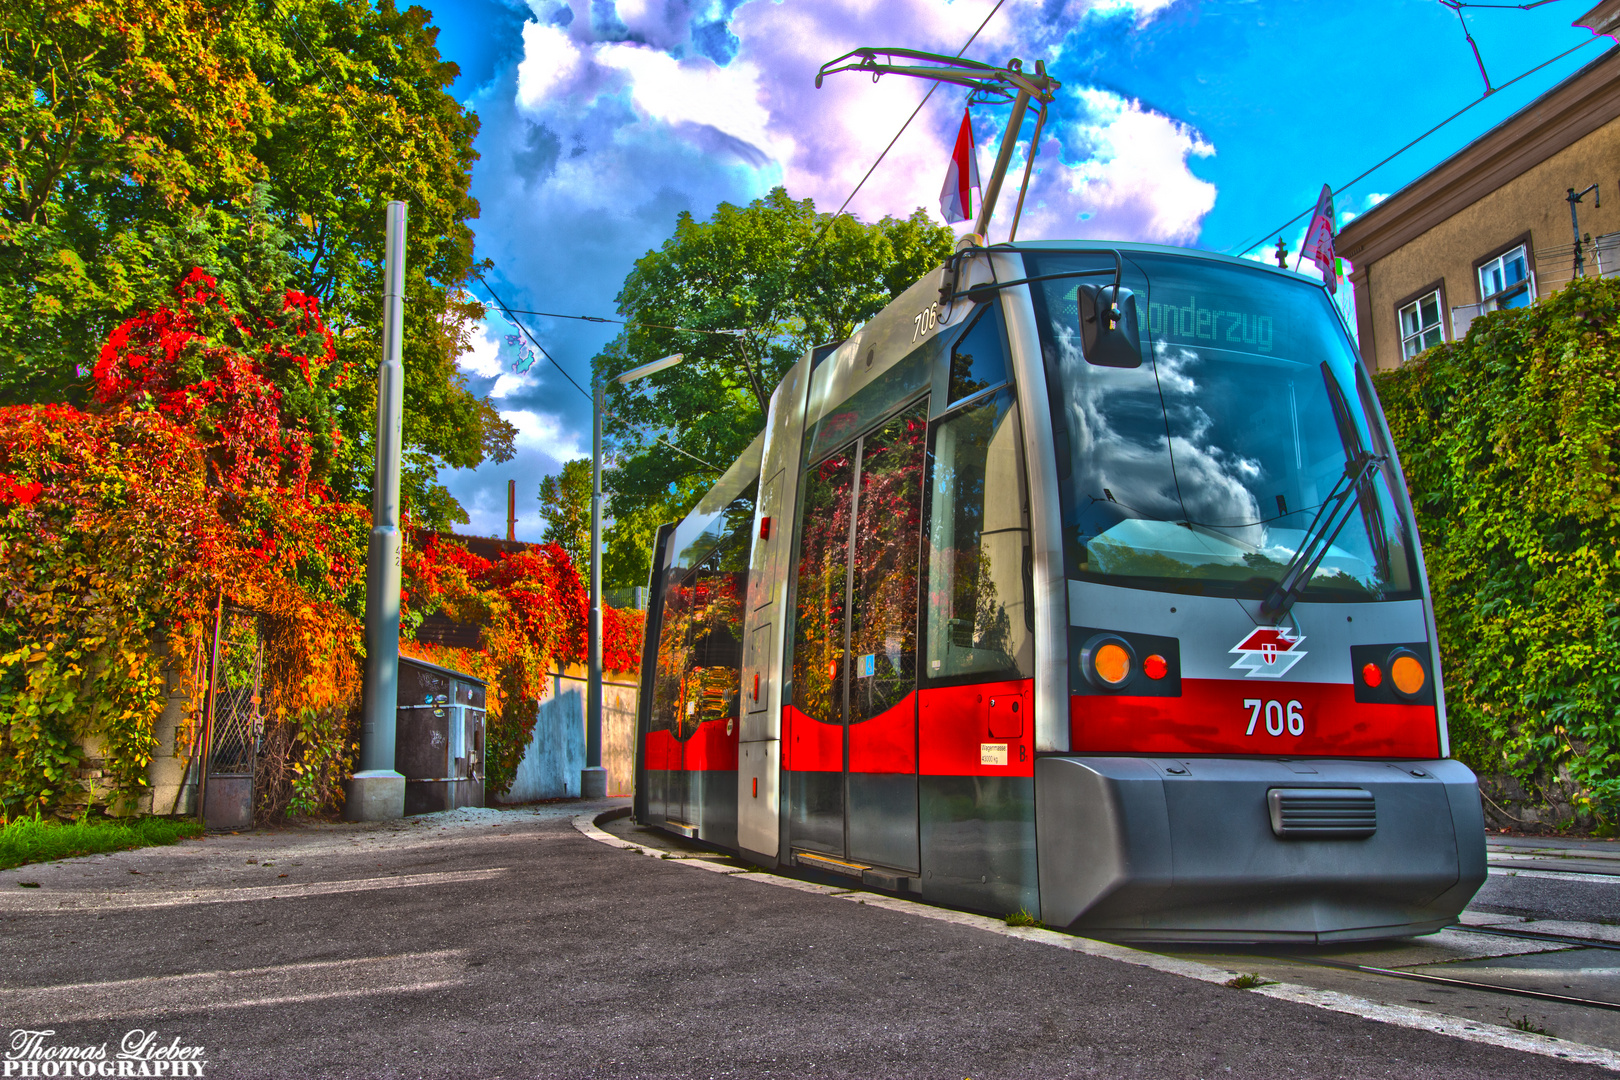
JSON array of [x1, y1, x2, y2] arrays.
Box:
[[538, 458, 591, 570], [1376, 275, 1620, 827], [0, 0, 272, 404], [0, 0, 511, 527], [596, 187, 953, 589]]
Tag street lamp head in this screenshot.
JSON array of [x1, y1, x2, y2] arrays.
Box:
[[616, 352, 684, 385]]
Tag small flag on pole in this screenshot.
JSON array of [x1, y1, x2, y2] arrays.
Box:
[[939, 109, 982, 225], [1301, 184, 1340, 293]]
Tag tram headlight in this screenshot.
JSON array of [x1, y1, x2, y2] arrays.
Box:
[[1081, 633, 1137, 692], [1387, 648, 1428, 700]]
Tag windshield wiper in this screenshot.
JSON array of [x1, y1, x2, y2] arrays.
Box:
[[1259, 450, 1385, 623]]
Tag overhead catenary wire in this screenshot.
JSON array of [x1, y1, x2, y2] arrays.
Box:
[[652, 436, 725, 474], [471, 276, 592, 400], [495, 308, 748, 337], [1230, 32, 1604, 259]]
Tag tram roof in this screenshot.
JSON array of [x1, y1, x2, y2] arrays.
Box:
[[994, 239, 1322, 284]]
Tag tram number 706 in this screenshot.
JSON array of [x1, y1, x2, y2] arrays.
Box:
[[911, 301, 940, 343], [1244, 698, 1304, 737]]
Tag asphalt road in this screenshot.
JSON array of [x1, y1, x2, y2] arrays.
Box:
[[1, 802, 1613, 1080], [1470, 867, 1620, 923]]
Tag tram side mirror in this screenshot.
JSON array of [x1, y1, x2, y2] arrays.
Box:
[[1077, 284, 1142, 368]]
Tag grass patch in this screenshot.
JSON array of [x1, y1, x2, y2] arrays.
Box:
[[1508, 1015, 1551, 1036], [1004, 908, 1042, 928], [0, 816, 204, 871], [1224, 973, 1272, 989]]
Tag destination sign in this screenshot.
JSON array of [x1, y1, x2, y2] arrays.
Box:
[[1147, 295, 1274, 353]]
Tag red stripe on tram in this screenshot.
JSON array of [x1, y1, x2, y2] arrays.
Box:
[[1071, 678, 1440, 758], [783, 704, 843, 772]]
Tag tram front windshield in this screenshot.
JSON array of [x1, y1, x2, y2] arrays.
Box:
[[1026, 249, 1418, 602]]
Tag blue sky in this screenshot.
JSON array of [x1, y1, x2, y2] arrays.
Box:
[[421, 0, 1613, 540]]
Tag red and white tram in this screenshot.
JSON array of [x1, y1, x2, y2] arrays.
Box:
[[632, 241, 1487, 942]]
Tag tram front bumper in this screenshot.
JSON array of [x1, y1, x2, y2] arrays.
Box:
[[1034, 755, 1488, 943]]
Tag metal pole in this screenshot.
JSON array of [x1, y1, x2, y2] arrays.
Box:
[[1567, 184, 1599, 280], [1007, 102, 1047, 244], [584, 375, 606, 797], [196, 589, 224, 824], [349, 200, 408, 821], [1569, 188, 1586, 279], [972, 87, 1031, 242]]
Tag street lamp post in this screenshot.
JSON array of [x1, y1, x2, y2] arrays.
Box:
[[585, 352, 685, 799], [347, 199, 409, 822]]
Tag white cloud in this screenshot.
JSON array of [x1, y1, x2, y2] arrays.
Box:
[[1091, 0, 1181, 22], [459, 321, 505, 380], [595, 43, 787, 165], [504, 408, 586, 463], [1013, 88, 1216, 243], [515, 21, 584, 110]]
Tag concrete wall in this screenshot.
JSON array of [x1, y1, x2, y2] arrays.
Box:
[[499, 687, 585, 802], [1357, 114, 1620, 371], [141, 649, 197, 817], [496, 666, 639, 803], [552, 668, 639, 797]]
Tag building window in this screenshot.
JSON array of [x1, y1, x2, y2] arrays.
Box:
[[1478, 245, 1533, 311], [1398, 291, 1444, 359]]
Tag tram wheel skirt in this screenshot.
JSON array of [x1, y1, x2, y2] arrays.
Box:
[[1035, 755, 1488, 943]]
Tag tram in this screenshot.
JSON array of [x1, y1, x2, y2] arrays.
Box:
[[630, 237, 1487, 943]]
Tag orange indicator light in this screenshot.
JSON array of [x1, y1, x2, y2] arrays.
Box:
[[1143, 654, 1168, 680], [1094, 643, 1132, 686], [1390, 654, 1426, 696], [1362, 662, 1383, 688]]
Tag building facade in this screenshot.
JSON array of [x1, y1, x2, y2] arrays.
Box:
[[1338, 21, 1620, 371]]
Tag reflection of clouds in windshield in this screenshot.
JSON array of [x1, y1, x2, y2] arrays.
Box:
[[1057, 324, 1184, 521], [1155, 345, 1264, 542], [1061, 329, 1262, 543]]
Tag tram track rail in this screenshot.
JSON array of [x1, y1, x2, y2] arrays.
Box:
[[1451, 922, 1620, 953], [1265, 951, 1620, 1013], [1228, 920, 1620, 1017]]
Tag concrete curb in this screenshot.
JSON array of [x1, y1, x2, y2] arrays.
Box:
[[571, 810, 1620, 1072]]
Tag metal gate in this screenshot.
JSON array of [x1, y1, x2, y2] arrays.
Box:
[[200, 607, 264, 829]]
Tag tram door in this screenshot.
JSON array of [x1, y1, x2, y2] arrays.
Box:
[[788, 399, 928, 872]]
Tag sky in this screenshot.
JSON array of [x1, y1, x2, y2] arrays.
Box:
[[422, 0, 1615, 541]]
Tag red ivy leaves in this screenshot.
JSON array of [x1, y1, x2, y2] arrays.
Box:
[[404, 536, 645, 685], [92, 268, 340, 498], [0, 473, 43, 505]]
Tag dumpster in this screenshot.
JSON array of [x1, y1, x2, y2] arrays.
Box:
[[397, 656, 487, 814]]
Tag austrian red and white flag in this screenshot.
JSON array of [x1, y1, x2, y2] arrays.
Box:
[[1302, 183, 1340, 293], [939, 109, 982, 225]]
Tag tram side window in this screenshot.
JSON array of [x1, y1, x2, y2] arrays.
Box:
[[668, 489, 755, 739], [848, 400, 929, 723], [650, 489, 756, 739], [949, 306, 1010, 403], [651, 565, 693, 735], [923, 389, 1033, 682], [792, 449, 855, 725]]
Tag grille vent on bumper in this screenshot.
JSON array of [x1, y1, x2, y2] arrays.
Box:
[[1267, 787, 1376, 839]]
